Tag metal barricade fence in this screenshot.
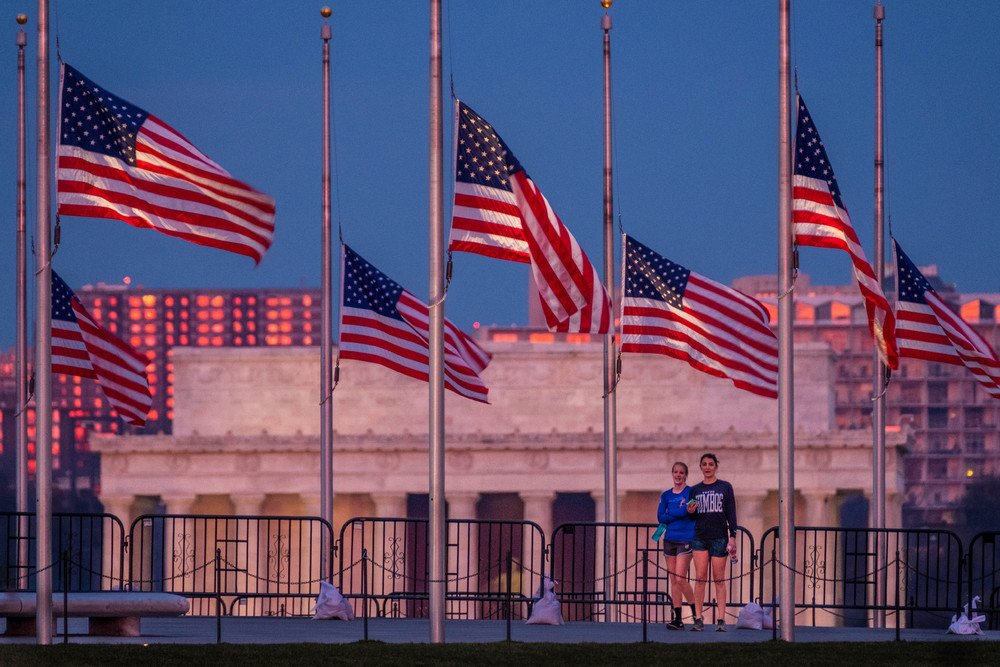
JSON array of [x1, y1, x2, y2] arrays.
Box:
[[1, 511, 125, 592], [549, 522, 756, 623], [127, 514, 334, 616], [336, 517, 545, 620], [967, 531, 1000, 630], [758, 526, 964, 628]]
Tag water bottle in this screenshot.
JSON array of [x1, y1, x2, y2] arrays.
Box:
[[728, 542, 738, 566]]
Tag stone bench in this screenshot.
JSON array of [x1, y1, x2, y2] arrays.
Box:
[[1, 591, 190, 637]]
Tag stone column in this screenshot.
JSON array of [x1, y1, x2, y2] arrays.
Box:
[[369, 493, 410, 617], [447, 493, 479, 618], [100, 495, 133, 591], [230, 494, 266, 600], [803, 491, 830, 528], [160, 496, 198, 596], [800, 491, 834, 625], [739, 492, 769, 545]]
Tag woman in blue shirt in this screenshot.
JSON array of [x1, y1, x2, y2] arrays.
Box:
[[656, 461, 696, 630]]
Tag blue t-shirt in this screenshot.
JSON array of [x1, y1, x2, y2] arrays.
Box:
[[656, 486, 695, 542]]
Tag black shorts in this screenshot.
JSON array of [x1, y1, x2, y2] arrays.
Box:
[[662, 539, 693, 557]]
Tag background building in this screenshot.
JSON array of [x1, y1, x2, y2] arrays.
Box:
[[1, 271, 997, 530]]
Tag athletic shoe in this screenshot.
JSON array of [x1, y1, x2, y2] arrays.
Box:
[[716, 620, 727, 632], [691, 617, 704, 632], [666, 618, 684, 631]]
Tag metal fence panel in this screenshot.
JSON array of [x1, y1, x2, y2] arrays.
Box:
[[1, 511, 125, 592], [967, 531, 1000, 630], [128, 514, 334, 616]]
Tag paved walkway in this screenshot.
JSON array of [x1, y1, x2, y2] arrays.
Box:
[[3, 617, 998, 645]]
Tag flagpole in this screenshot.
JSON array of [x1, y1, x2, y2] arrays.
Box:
[[427, 0, 447, 644], [872, 0, 888, 629], [777, 0, 796, 642], [34, 0, 53, 645], [600, 0, 619, 623], [319, 5, 334, 578], [15, 12, 30, 592]]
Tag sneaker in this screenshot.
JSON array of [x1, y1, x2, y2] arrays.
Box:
[[716, 620, 727, 632], [666, 618, 684, 631], [691, 617, 704, 632]]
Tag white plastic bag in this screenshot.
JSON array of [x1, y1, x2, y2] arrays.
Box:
[[736, 602, 774, 630], [525, 577, 564, 625], [313, 580, 355, 621], [947, 596, 985, 635]]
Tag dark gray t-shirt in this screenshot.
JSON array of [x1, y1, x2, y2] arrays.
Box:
[[690, 479, 738, 540]]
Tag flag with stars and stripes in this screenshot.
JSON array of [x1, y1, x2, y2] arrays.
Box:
[[56, 64, 275, 264], [894, 241, 999, 399], [792, 93, 898, 369], [448, 101, 611, 334], [51, 271, 152, 426], [338, 245, 492, 403], [620, 235, 778, 398]]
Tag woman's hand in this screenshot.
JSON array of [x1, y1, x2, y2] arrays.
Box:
[[686, 500, 698, 514]]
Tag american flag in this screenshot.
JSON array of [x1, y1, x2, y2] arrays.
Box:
[[338, 245, 492, 403], [56, 64, 275, 264], [448, 101, 611, 334], [621, 235, 778, 398], [894, 241, 999, 399], [792, 94, 898, 369], [51, 271, 152, 426]]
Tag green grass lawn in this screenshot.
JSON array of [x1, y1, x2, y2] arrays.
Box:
[[1, 641, 998, 666]]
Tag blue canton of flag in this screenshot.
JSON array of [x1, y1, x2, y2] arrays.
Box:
[[60, 65, 148, 165], [339, 245, 491, 403]]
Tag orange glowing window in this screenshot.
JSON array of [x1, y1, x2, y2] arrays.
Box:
[[233, 322, 243, 333], [197, 336, 209, 346], [72, 399, 81, 408], [211, 323, 224, 334], [128, 296, 142, 307], [280, 309, 292, 320], [303, 323, 312, 333], [196, 311, 209, 321], [566, 333, 591, 344], [166, 397, 174, 408], [763, 303, 778, 322], [529, 333, 555, 344], [960, 300, 981, 323], [247, 335, 256, 345], [180, 310, 189, 320], [212, 336, 223, 346], [130, 335, 142, 347], [303, 310, 312, 320], [302, 295, 313, 307], [92, 308, 102, 319], [109, 311, 118, 320], [94, 298, 103, 307], [180, 297, 189, 307], [72, 386, 82, 396], [148, 410, 158, 420], [830, 301, 851, 320], [109, 297, 118, 306], [165, 322, 175, 332], [265, 334, 279, 345], [196, 295, 210, 307], [211, 296, 224, 308], [281, 297, 291, 306], [491, 333, 518, 343], [233, 296, 242, 305], [266, 323, 279, 333], [166, 372, 174, 383], [144, 309, 156, 320], [795, 303, 815, 322], [180, 335, 189, 345], [280, 322, 292, 333], [166, 335, 175, 345], [167, 410, 174, 420], [166, 386, 173, 397], [266, 310, 278, 321], [197, 323, 210, 333], [180, 322, 189, 332], [130, 324, 141, 334], [148, 373, 157, 384], [247, 297, 256, 305], [144, 323, 156, 333], [282, 335, 292, 345], [211, 309, 223, 320], [266, 297, 279, 307], [232, 308, 243, 319], [93, 398, 102, 408], [234, 336, 243, 345], [142, 294, 156, 307], [247, 322, 256, 331], [303, 335, 313, 345], [166, 311, 175, 320], [165, 296, 175, 307], [129, 310, 142, 321], [247, 309, 256, 318], [144, 335, 156, 347]]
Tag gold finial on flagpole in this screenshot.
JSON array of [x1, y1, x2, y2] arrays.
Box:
[[16, 13, 28, 24], [320, 6, 331, 19], [600, 0, 613, 9]]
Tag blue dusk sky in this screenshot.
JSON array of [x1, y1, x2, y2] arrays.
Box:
[[1, 1, 997, 346]]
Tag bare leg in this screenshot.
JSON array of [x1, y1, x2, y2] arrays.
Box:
[[692, 549, 710, 619], [711, 554, 728, 622], [675, 551, 695, 607]]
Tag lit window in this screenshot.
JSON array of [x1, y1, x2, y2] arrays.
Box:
[[165, 296, 175, 307], [265, 334, 279, 345], [94, 298, 102, 307], [197, 323, 210, 333], [196, 295, 210, 307], [148, 373, 157, 384], [144, 309, 156, 320], [211, 309, 224, 320], [212, 336, 223, 346], [166, 335, 175, 345], [128, 296, 142, 307], [247, 335, 256, 345], [93, 308, 102, 319], [266, 311, 278, 321], [211, 296, 224, 308], [142, 294, 156, 307], [303, 295, 313, 307], [166, 397, 174, 407], [280, 322, 292, 333], [491, 333, 518, 343], [129, 310, 142, 321], [144, 323, 156, 333], [196, 311, 209, 321], [235, 336, 243, 345], [234, 322, 243, 333], [566, 333, 591, 344], [266, 323, 279, 333], [131, 324, 142, 334], [130, 336, 142, 347], [247, 322, 256, 331], [247, 297, 256, 305], [144, 335, 156, 347], [148, 410, 158, 420], [197, 336, 209, 346], [181, 310, 189, 320], [303, 336, 313, 345], [233, 308, 243, 319], [180, 297, 189, 307], [303, 323, 312, 333], [303, 310, 312, 320], [529, 333, 555, 344], [280, 309, 292, 320]]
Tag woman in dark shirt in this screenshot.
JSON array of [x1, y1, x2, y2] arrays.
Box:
[[686, 452, 738, 632]]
